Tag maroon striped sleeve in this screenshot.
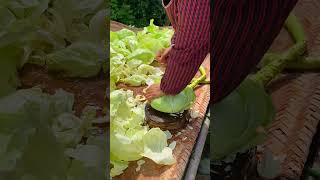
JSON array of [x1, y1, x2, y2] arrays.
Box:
[[160, 0, 210, 95], [212, 0, 298, 103], [171, 32, 176, 45]]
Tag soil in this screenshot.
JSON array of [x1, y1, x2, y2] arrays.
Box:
[[19, 64, 107, 118]]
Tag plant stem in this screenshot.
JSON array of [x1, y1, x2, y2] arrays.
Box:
[[284, 13, 307, 43], [251, 41, 307, 85], [189, 66, 206, 89], [260, 53, 320, 70], [190, 78, 210, 84], [252, 13, 307, 85], [258, 53, 282, 68], [285, 57, 320, 69], [199, 79, 210, 84]]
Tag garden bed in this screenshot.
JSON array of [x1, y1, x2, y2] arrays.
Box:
[[111, 21, 211, 180]]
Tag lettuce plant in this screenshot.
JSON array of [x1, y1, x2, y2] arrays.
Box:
[[109, 22, 179, 177], [211, 13, 307, 165], [110, 19, 173, 87], [110, 89, 176, 177], [151, 66, 207, 113], [0, 1, 109, 179]]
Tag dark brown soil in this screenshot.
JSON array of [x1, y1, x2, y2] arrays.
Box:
[[19, 64, 107, 117]]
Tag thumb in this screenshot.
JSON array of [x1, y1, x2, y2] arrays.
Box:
[[163, 47, 172, 59]]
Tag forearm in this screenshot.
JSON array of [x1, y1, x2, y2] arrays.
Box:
[[212, 0, 298, 103], [161, 43, 209, 94]]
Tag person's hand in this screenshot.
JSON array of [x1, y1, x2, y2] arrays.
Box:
[[156, 46, 172, 65], [145, 84, 165, 102]]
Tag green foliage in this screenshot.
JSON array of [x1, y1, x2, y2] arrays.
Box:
[[45, 42, 105, 78], [110, 89, 176, 177], [110, 22, 179, 177], [151, 87, 196, 113], [151, 66, 206, 113], [0, 87, 108, 179], [0, 0, 108, 98], [110, 20, 173, 88], [0, 1, 109, 179], [211, 78, 275, 160], [111, 0, 168, 27]]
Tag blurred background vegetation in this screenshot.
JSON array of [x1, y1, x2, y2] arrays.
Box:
[[111, 0, 168, 27]]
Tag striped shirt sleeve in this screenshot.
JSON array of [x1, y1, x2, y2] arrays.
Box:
[[160, 0, 210, 95], [212, 0, 298, 103], [171, 32, 176, 45]]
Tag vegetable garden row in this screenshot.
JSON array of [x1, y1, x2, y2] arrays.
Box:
[[110, 20, 210, 179], [0, 0, 108, 179]]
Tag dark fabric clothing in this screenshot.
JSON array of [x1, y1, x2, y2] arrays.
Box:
[[211, 0, 298, 103], [161, 0, 298, 104], [160, 0, 210, 95]]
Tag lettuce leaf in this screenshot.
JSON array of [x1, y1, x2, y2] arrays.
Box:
[[141, 128, 176, 165], [110, 89, 175, 177], [45, 42, 105, 77], [127, 49, 154, 65], [151, 87, 196, 113], [211, 78, 275, 160], [110, 19, 173, 87]]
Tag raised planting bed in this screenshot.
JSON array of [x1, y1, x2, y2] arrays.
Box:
[[110, 21, 211, 180]]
